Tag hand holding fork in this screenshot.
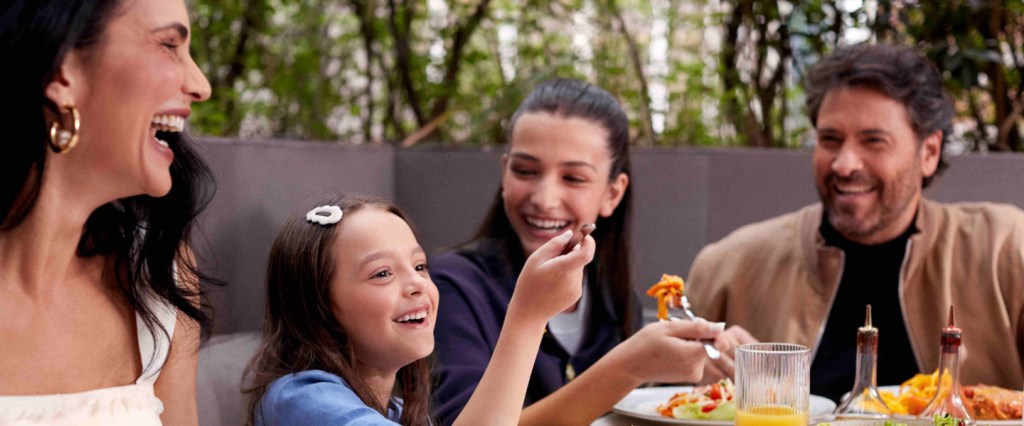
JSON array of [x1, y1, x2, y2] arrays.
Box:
[[665, 294, 722, 360]]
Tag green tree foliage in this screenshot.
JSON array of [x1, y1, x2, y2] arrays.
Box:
[[187, 0, 1024, 150], [866, 0, 1024, 152]]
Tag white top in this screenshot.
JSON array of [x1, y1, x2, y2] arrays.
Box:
[[0, 290, 177, 426], [548, 279, 590, 356]]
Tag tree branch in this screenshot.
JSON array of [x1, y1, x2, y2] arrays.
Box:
[[221, 0, 266, 134], [349, 0, 378, 142], [766, 0, 792, 146], [429, 0, 494, 120], [388, 0, 426, 127], [721, 0, 748, 141], [606, 0, 656, 145]]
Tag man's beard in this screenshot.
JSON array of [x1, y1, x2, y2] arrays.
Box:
[[820, 164, 920, 243]]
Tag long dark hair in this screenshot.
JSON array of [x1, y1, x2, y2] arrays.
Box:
[[1, 0, 216, 348], [245, 194, 431, 426], [475, 78, 636, 338]]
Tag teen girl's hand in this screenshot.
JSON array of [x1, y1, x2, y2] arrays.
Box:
[[507, 230, 596, 326], [454, 230, 595, 426], [608, 319, 727, 385]]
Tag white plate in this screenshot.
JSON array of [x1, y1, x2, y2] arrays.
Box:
[[876, 385, 1020, 426], [611, 386, 838, 425]]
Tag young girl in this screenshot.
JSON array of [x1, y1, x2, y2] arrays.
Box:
[[430, 79, 727, 424], [245, 193, 595, 425]]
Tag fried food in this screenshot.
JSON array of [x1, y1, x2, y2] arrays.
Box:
[[878, 372, 1023, 420], [963, 385, 1023, 420]]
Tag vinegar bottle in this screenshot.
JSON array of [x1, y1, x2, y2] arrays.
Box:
[[834, 305, 893, 420], [919, 305, 974, 425]]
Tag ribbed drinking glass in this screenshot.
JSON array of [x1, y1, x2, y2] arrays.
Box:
[[735, 343, 811, 426]]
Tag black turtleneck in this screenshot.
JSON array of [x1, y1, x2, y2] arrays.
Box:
[[809, 214, 920, 402]]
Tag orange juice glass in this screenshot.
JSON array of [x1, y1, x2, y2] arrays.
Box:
[[735, 405, 809, 426], [735, 343, 810, 426]]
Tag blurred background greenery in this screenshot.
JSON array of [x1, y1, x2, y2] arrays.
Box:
[[187, 0, 1024, 151]]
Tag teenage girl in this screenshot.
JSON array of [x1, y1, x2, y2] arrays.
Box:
[[430, 79, 727, 424]]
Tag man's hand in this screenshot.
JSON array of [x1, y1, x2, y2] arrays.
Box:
[[701, 325, 758, 383]]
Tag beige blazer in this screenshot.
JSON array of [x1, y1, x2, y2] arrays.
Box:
[[688, 199, 1024, 388]]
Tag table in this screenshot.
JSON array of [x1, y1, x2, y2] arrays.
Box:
[[592, 413, 668, 426]]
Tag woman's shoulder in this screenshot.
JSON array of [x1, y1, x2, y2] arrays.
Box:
[[431, 238, 511, 280], [430, 239, 521, 312]]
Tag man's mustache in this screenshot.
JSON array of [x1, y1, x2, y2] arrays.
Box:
[[825, 172, 876, 188]]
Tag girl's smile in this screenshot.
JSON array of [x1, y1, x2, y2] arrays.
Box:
[[392, 303, 432, 329], [501, 112, 628, 256]]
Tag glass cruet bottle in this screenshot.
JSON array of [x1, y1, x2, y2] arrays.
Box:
[[834, 304, 893, 420], [920, 305, 974, 425]]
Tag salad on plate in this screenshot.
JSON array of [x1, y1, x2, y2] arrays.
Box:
[[656, 378, 736, 420]]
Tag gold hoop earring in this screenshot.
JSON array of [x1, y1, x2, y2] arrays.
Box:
[[48, 105, 80, 154]]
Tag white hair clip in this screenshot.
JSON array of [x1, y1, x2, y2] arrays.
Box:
[[306, 205, 343, 226]]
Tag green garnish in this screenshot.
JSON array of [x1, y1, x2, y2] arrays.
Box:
[[931, 414, 959, 426]]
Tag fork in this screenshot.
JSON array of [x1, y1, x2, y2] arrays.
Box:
[[667, 295, 722, 360]]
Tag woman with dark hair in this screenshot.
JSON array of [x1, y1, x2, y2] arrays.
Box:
[[244, 194, 597, 425], [0, 0, 213, 424], [430, 79, 726, 424]]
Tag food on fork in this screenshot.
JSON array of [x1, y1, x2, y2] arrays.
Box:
[[646, 273, 685, 321], [645, 273, 723, 360], [876, 371, 1023, 420], [657, 378, 736, 420]]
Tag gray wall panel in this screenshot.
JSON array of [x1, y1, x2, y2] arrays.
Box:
[[196, 140, 1024, 334], [631, 150, 710, 312], [394, 147, 504, 256], [197, 138, 394, 333], [925, 153, 1024, 206], [706, 149, 819, 243]]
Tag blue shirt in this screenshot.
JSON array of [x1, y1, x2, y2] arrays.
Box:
[[254, 370, 402, 426], [429, 238, 641, 425]]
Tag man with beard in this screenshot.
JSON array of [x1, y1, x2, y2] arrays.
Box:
[[687, 43, 1024, 400]]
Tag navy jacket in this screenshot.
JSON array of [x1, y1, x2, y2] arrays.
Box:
[[429, 238, 640, 425]]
